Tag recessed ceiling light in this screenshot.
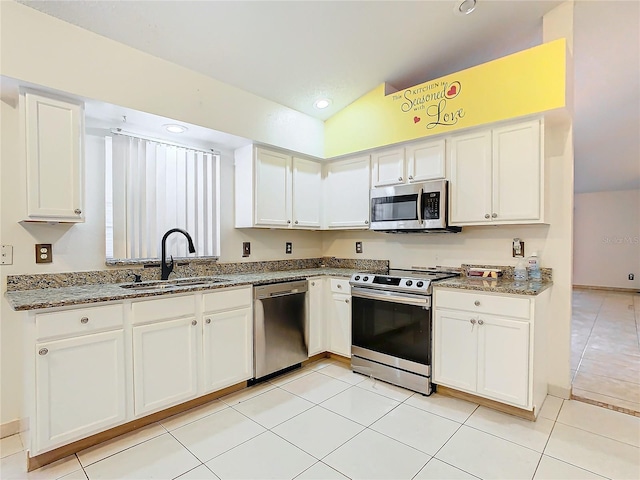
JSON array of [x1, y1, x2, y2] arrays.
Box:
[[314, 98, 331, 109], [164, 124, 188, 134], [454, 0, 477, 15]]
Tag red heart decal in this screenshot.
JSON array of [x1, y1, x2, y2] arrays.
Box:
[[413, 116, 420, 123], [447, 85, 457, 96]]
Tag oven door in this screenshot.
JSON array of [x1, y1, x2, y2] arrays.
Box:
[[351, 287, 432, 374]]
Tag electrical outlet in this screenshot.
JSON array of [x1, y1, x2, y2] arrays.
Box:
[[242, 242, 251, 257], [355, 241, 363, 254], [1, 245, 13, 265], [630, 273, 635, 281], [512, 239, 525, 257], [36, 244, 52, 264], [285, 242, 292, 254]]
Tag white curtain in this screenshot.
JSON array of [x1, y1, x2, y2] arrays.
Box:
[[106, 134, 219, 260]]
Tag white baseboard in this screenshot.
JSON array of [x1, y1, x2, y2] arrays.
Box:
[[1, 418, 27, 439], [548, 384, 571, 399]]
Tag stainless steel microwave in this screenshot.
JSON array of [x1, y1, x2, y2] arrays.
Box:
[[370, 180, 461, 233]]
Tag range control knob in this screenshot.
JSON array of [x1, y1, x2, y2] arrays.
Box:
[[354, 276, 361, 281], [363, 276, 369, 281], [416, 281, 424, 288], [406, 280, 413, 286]]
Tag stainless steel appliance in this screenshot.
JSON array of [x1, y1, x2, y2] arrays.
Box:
[[253, 281, 308, 379], [350, 268, 459, 394], [370, 179, 461, 233]]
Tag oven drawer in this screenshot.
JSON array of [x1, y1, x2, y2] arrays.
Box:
[[435, 289, 530, 319]]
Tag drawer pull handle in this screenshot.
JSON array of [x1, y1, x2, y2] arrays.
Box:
[[474, 300, 480, 306], [478, 319, 484, 325], [206, 318, 211, 324], [39, 348, 48, 356], [80, 317, 89, 324], [191, 320, 197, 326]]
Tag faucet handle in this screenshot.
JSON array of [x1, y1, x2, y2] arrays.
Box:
[[167, 255, 175, 274]]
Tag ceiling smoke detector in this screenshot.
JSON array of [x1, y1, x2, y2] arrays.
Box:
[[164, 124, 188, 134], [455, 0, 477, 15]]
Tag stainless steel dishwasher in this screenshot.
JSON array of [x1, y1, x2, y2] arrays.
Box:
[[253, 280, 309, 379]]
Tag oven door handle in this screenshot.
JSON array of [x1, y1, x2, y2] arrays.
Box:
[[351, 287, 431, 307]]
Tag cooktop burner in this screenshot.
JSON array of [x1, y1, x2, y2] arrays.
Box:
[[349, 268, 460, 295]]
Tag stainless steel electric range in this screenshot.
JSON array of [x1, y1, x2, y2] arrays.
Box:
[[349, 268, 460, 395]]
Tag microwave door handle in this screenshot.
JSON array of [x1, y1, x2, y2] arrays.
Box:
[[417, 188, 423, 225]]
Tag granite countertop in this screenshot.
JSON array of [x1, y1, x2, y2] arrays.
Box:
[[435, 276, 552, 296], [5, 268, 361, 311]]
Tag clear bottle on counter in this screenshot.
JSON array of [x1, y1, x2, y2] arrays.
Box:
[[527, 252, 541, 280], [514, 259, 528, 281]]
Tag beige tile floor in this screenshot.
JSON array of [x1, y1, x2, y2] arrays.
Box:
[[572, 289, 640, 414], [2, 359, 640, 479]]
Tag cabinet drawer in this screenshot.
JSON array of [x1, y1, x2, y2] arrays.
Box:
[[435, 289, 530, 319], [36, 304, 123, 341], [203, 287, 252, 313], [330, 278, 351, 294], [132, 295, 195, 324]]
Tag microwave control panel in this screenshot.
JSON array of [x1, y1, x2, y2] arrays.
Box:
[[423, 192, 441, 220]]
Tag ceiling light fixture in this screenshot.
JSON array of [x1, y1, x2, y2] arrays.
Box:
[[314, 98, 331, 109], [164, 124, 188, 134], [455, 0, 477, 15]]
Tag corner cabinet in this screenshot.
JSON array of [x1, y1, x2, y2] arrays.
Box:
[[24, 92, 85, 222], [371, 138, 445, 188], [448, 119, 544, 226], [326, 278, 352, 357], [323, 155, 371, 229], [234, 145, 321, 229], [433, 287, 550, 413]]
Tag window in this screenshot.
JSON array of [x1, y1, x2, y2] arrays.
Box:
[[105, 133, 220, 260]]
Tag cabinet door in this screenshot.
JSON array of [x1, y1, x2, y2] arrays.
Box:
[[371, 148, 405, 187], [203, 308, 253, 393], [35, 330, 125, 453], [406, 139, 445, 182], [25, 92, 84, 222], [327, 293, 351, 357], [324, 156, 371, 229], [477, 315, 530, 407], [307, 278, 326, 356], [133, 317, 199, 416], [433, 310, 477, 392], [292, 157, 322, 229], [492, 120, 542, 223], [254, 148, 292, 227], [448, 130, 492, 225]]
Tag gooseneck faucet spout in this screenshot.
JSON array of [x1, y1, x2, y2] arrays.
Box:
[[161, 228, 196, 280]]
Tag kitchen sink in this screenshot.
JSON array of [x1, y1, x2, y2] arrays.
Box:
[[120, 277, 226, 291]]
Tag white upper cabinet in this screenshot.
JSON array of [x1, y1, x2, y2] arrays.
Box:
[[24, 92, 84, 222], [371, 139, 446, 188], [292, 157, 322, 228], [324, 155, 371, 229], [448, 119, 543, 226], [235, 145, 321, 229]]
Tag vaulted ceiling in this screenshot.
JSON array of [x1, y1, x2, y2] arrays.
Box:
[[17, 1, 640, 193]]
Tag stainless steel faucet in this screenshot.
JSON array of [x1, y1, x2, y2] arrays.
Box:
[[161, 228, 196, 280]]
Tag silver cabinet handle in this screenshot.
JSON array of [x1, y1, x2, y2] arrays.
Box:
[[484, 214, 490, 219], [80, 317, 89, 324], [474, 300, 480, 306], [39, 348, 48, 356], [364, 220, 369, 224], [345, 299, 350, 304], [492, 213, 497, 218], [478, 319, 484, 325], [74, 209, 82, 215], [408, 175, 414, 180], [470, 319, 476, 325], [191, 320, 197, 326], [294, 220, 298, 224], [398, 177, 403, 182], [205, 318, 211, 324]]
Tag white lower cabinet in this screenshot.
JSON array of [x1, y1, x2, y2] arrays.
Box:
[[326, 279, 352, 357], [433, 287, 549, 411], [132, 316, 199, 416], [35, 329, 126, 452], [307, 277, 326, 356]]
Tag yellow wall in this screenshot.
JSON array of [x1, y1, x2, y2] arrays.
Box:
[[326, 39, 567, 157]]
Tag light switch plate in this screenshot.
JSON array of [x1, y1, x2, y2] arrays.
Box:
[[242, 242, 251, 257], [285, 242, 292, 254], [1, 245, 13, 265], [36, 244, 52, 263], [355, 241, 363, 254]]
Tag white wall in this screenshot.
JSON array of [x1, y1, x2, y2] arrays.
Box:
[[574, 190, 640, 289]]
